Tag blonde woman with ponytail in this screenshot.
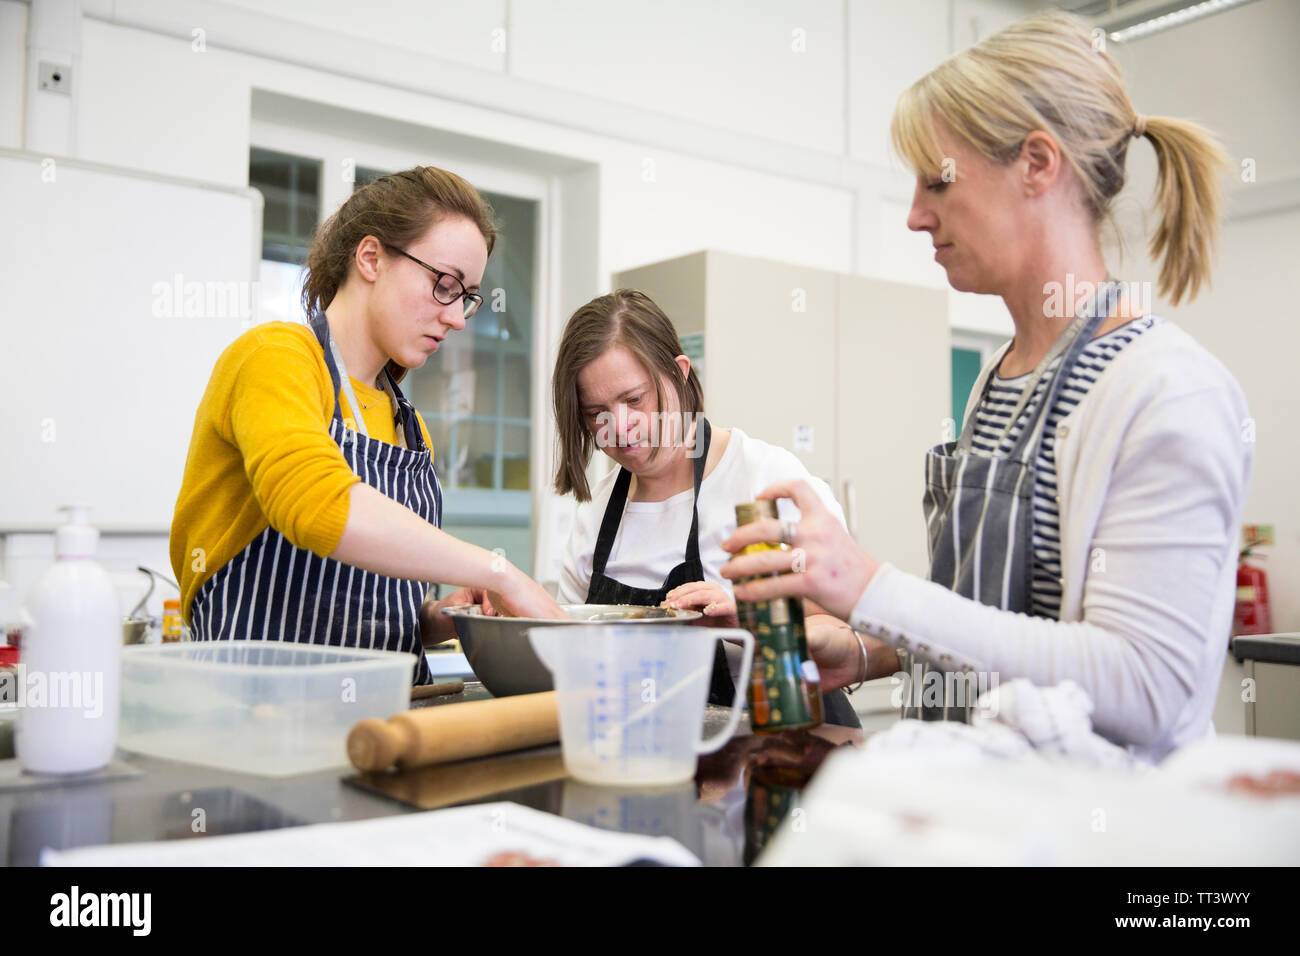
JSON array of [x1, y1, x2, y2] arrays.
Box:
[[722, 13, 1253, 762], [171, 167, 562, 686]]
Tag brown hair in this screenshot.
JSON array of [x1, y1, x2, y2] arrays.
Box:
[[552, 290, 705, 501], [890, 12, 1228, 305], [301, 166, 498, 379]]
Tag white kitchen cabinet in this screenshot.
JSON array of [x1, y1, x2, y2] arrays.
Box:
[[835, 271, 952, 577], [614, 251, 950, 578]]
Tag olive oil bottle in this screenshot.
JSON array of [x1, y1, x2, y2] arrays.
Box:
[[733, 501, 823, 733]]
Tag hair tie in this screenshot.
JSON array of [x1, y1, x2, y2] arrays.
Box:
[[1132, 114, 1147, 138]]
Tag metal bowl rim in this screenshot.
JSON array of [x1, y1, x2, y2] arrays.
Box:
[[439, 603, 703, 624]]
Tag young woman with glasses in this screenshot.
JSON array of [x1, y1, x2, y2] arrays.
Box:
[[170, 166, 562, 685]]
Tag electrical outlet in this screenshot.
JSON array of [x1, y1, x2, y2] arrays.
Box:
[[38, 62, 72, 94]]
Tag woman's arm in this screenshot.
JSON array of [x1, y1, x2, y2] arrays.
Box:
[[722, 384, 1250, 751], [331, 482, 563, 621], [803, 614, 900, 690]]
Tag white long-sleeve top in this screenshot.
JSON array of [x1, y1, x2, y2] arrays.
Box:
[[849, 321, 1253, 763]]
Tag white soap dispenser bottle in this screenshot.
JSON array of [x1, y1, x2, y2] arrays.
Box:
[[16, 505, 121, 774]]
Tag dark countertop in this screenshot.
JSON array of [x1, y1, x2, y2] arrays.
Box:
[[0, 682, 861, 866], [1232, 633, 1300, 665]]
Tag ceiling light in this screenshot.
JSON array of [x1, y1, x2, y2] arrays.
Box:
[[1107, 0, 1262, 43]]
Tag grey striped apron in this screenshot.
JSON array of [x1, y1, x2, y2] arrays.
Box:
[[902, 281, 1121, 720], [190, 311, 442, 685]]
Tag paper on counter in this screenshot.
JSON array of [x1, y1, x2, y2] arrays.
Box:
[[1158, 734, 1300, 790], [40, 801, 700, 867], [756, 738, 1300, 867]]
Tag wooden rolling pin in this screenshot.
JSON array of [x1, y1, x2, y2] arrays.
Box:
[[347, 691, 559, 772], [362, 752, 568, 810], [410, 679, 464, 700]]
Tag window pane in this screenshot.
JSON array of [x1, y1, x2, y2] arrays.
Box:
[[502, 353, 530, 420], [250, 148, 320, 265], [353, 166, 388, 192], [427, 417, 452, 477], [465, 420, 499, 489], [258, 258, 307, 326], [404, 361, 443, 412], [473, 345, 497, 417], [501, 425, 530, 490]]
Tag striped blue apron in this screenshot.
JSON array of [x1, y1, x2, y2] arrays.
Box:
[[901, 281, 1121, 720], [190, 312, 442, 685]]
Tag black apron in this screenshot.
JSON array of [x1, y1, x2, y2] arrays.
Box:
[[190, 312, 442, 685], [584, 419, 859, 727], [903, 281, 1122, 720]]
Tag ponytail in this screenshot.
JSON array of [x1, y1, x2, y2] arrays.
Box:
[[1140, 117, 1230, 305], [891, 12, 1230, 306]]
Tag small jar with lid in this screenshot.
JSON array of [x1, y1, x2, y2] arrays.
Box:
[[162, 599, 184, 643]]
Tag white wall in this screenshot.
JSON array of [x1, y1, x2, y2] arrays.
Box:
[[1158, 206, 1300, 632], [218, 0, 509, 73], [0, 1, 25, 149], [1108, 0, 1300, 631], [512, 0, 846, 156], [68, 15, 858, 271]]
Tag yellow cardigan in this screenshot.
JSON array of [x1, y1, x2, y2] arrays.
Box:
[[169, 322, 433, 621]]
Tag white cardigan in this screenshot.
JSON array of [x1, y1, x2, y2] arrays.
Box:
[[849, 321, 1253, 763]]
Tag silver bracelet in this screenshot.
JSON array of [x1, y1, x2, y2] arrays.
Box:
[[846, 628, 870, 694]]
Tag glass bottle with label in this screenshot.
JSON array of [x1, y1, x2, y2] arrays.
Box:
[[162, 599, 184, 643], [733, 501, 823, 734]]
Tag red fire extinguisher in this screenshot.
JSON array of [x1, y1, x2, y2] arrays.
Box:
[[1233, 540, 1272, 636]]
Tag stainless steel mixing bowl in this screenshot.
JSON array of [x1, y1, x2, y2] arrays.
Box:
[[440, 604, 703, 697]]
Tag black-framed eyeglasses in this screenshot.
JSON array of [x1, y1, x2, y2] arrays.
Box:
[[385, 244, 484, 319]]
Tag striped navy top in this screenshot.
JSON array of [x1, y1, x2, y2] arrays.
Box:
[[966, 316, 1160, 618]]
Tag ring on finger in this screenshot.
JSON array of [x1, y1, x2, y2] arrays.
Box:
[[780, 520, 799, 547]]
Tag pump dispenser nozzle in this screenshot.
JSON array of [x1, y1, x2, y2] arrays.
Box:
[[55, 504, 99, 559]]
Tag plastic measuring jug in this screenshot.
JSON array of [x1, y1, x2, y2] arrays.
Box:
[[529, 625, 754, 786]]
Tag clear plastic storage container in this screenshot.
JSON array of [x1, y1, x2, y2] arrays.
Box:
[[119, 641, 414, 776]]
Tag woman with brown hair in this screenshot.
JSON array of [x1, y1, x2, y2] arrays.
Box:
[[552, 289, 874, 727], [170, 167, 561, 685], [721, 12, 1253, 761]]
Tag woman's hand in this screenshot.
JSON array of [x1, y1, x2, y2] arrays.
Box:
[[419, 587, 495, 646], [419, 574, 567, 645], [443, 586, 498, 616], [804, 616, 864, 691], [720, 479, 880, 621], [663, 580, 739, 629], [487, 568, 569, 621]]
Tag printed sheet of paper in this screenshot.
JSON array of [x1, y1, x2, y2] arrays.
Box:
[[41, 801, 700, 867]]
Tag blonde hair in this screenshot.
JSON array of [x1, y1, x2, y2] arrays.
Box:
[[890, 12, 1228, 305]]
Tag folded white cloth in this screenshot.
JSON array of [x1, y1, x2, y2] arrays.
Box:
[[865, 678, 1143, 770]]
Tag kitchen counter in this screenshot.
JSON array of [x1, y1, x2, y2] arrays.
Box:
[[0, 682, 861, 866]]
